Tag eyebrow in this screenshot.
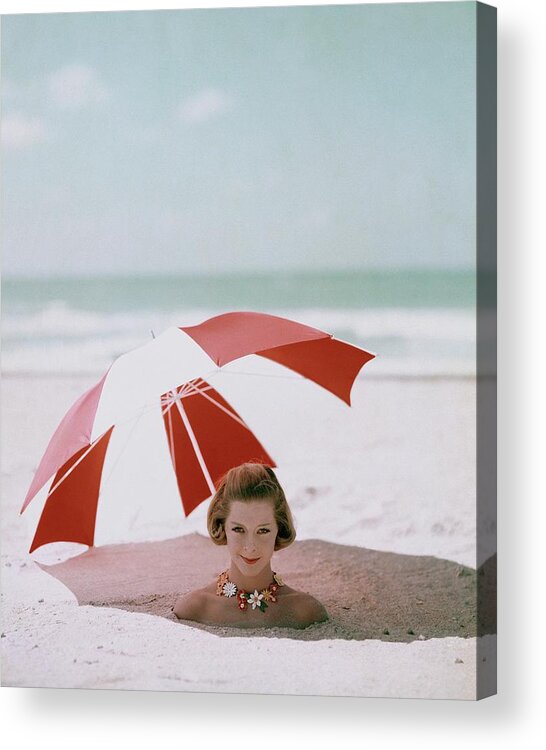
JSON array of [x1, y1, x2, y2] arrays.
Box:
[[230, 521, 273, 527]]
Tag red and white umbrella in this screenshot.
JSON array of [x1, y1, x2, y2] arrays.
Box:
[[21, 311, 375, 555]]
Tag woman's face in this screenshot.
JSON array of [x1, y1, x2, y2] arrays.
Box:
[[225, 499, 279, 579]]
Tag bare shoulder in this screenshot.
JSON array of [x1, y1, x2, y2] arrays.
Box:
[[173, 588, 211, 622], [283, 589, 329, 628]]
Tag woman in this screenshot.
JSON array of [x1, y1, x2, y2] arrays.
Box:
[[174, 463, 328, 629]]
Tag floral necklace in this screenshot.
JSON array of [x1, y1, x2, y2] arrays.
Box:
[[216, 570, 284, 612]]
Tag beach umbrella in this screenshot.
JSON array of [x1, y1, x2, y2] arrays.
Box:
[[21, 311, 375, 554]]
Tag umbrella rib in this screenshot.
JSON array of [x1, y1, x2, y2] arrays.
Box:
[[167, 402, 176, 474], [183, 381, 252, 431], [173, 398, 216, 496], [160, 382, 215, 415]]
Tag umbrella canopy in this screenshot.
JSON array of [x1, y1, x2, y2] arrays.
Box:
[[21, 311, 375, 554]]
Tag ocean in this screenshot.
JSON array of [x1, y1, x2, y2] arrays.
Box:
[[1, 270, 477, 377]]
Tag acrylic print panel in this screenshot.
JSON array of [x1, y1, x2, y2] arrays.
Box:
[[0, 2, 496, 699]]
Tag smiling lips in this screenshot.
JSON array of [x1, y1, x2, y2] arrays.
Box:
[[240, 555, 261, 564]]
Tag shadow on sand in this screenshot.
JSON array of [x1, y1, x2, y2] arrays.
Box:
[[38, 533, 496, 642]]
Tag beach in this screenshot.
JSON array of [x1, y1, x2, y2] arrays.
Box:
[[1, 0, 497, 706], [1, 371, 496, 698]]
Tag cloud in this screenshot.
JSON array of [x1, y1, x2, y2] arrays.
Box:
[[178, 88, 232, 124], [1, 113, 47, 150], [48, 64, 109, 109]]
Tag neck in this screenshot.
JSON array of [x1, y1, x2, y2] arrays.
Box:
[[227, 563, 275, 592]]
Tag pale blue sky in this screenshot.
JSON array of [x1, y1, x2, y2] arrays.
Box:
[[2, 3, 476, 277]]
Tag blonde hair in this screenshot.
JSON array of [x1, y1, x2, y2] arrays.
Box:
[[207, 463, 296, 551]]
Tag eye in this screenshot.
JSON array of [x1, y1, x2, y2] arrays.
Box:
[[257, 528, 271, 534], [231, 526, 244, 533]]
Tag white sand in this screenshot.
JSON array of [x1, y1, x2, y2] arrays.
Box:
[[0, 374, 495, 698]]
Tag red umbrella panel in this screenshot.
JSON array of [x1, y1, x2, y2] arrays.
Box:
[[181, 311, 374, 405], [29, 427, 115, 554], [160, 378, 274, 516]]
